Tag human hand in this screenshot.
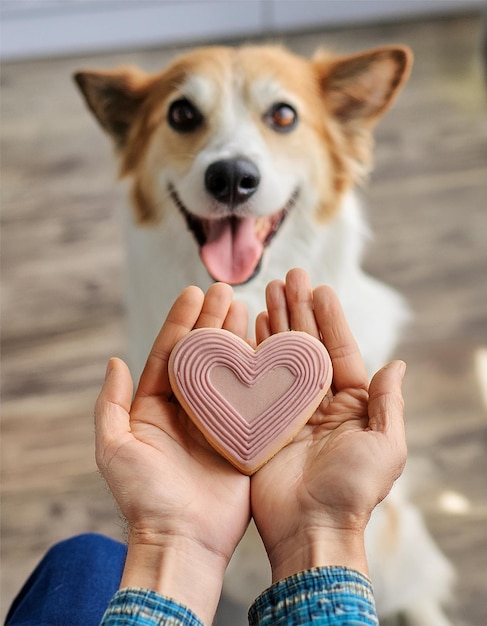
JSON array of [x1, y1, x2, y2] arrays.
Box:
[[252, 268, 407, 582], [95, 283, 251, 624]]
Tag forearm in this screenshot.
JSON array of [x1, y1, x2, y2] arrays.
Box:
[[118, 535, 227, 625], [267, 527, 369, 584]]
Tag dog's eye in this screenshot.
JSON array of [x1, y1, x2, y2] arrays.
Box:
[[265, 103, 297, 132], [168, 98, 203, 132]]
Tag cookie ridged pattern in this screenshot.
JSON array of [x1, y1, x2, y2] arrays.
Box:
[[169, 328, 332, 474]]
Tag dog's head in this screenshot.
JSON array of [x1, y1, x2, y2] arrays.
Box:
[[74, 44, 412, 284]]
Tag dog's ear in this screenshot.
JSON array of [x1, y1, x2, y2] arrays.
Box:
[[73, 67, 149, 148], [315, 46, 413, 126]]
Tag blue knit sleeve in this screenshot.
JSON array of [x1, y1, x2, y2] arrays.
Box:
[[99, 588, 205, 626], [248, 566, 378, 626], [100, 568, 377, 626]]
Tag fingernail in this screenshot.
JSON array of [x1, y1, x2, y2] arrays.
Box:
[[397, 360, 407, 379]]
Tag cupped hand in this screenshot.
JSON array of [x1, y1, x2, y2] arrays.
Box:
[[94, 283, 251, 622], [252, 268, 407, 581]]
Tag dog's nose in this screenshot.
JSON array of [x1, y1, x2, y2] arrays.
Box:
[[205, 158, 260, 207]]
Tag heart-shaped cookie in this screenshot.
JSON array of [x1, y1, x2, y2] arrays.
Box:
[[168, 328, 333, 474]]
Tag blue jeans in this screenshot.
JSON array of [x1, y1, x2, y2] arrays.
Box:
[[5, 534, 127, 626]]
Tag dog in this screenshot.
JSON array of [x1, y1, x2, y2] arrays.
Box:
[[75, 43, 454, 624]]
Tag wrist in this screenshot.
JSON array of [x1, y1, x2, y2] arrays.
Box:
[[120, 529, 228, 625], [268, 526, 368, 583]]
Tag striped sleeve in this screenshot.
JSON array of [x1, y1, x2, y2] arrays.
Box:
[[100, 588, 205, 626], [248, 566, 378, 626]]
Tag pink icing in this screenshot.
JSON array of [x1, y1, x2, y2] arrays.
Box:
[[168, 328, 333, 474], [209, 365, 296, 422]]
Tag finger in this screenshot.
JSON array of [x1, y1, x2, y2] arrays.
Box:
[[313, 285, 368, 392], [94, 358, 133, 465], [255, 311, 271, 344], [284, 268, 320, 338], [265, 279, 289, 333], [368, 361, 407, 438], [137, 285, 205, 398], [222, 299, 249, 339], [194, 282, 234, 329]]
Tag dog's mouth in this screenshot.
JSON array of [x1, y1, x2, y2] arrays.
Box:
[[169, 185, 298, 285]]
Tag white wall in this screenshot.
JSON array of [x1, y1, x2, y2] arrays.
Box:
[[1, 0, 486, 60]]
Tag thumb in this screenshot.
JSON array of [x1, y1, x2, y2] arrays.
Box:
[[368, 360, 406, 442], [94, 357, 134, 463]]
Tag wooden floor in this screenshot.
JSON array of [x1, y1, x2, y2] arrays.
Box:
[[1, 12, 487, 625]]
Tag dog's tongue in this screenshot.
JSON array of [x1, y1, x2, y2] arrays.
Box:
[[200, 216, 263, 285]]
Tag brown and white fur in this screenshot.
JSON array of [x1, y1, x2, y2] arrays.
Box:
[[75, 44, 454, 624]]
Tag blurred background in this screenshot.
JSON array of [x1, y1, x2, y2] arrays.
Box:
[[1, 1, 486, 624]]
